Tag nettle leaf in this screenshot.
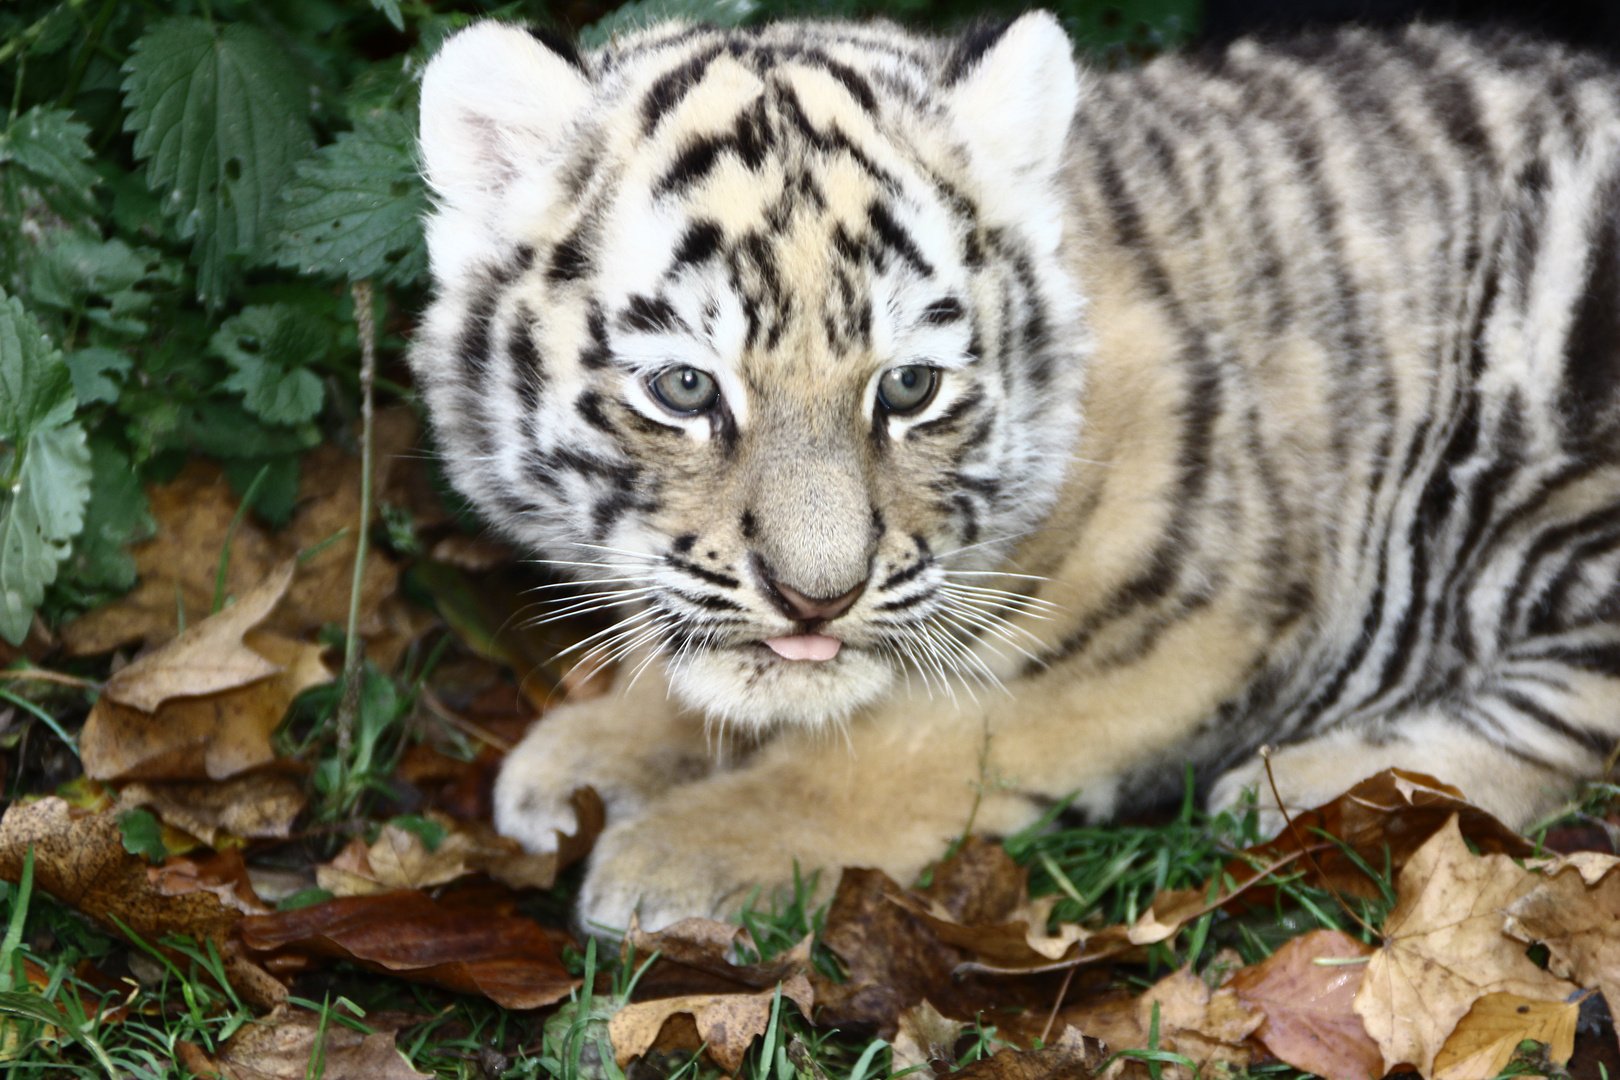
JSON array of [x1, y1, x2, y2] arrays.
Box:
[[579, 0, 758, 47], [0, 288, 88, 644], [67, 438, 154, 593], [29, 235, 177, 338], [210, 303, 328, 426], [0, 106, 100, 215], [0, 290, 73, 442], [271, 109, 427, 287], [121, 18, 313, 306], [64, 347, 133, 406], [0, 423, 92, 644]]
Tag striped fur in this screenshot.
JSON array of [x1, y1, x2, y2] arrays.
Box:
[[411, 15, 1620, 929]]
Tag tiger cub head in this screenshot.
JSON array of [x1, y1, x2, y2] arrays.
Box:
[[412, 14, 1087, 729]]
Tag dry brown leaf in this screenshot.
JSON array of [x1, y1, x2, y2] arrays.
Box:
[[1503, 851, 1620, 1037], [80, 564, 334, 781], [149, 849, 273, 916], [320, 826, 474, 896], [118, 772, 306, 846], [316, 794, 602, 897], [0, 797, 285, 1007], [1432, 992, 1582, 1080], [1228, 929, 1381, 1080], [1229, 769, 1533, 901], [1126, 888, 1209, 947], [1352, 814, 1577, 1077], [236, 889, 577, 1009], [1137, 963, 1263, 1074], [893, 1000, 970, 1071], [952, 1027, 1106, 1080], [607, 976, 815, 1074], [176, 1003, 429, 1080], [811, 866, 972, 1034], [105, 562, 292, 711], [63, 419, 415, 665], [627, 914, 815, 999]]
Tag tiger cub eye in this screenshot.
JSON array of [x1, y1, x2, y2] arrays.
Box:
[[650, 366, 720, 413], [876, 365, 940, 415]]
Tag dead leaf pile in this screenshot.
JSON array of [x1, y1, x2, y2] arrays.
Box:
[[80, 562, 332, 783]]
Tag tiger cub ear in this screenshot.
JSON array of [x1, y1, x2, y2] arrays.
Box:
[[943, 11, 1080, 253], [419, 22, 591, 243]]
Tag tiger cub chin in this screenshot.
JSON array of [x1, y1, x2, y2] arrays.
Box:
[[410, 11, 1620, 931]]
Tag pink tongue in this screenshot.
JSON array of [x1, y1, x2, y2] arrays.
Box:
[[763, 634, 842, 661]]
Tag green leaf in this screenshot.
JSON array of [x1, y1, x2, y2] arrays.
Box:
[[0, 290, 73, 442], [118, 807, 167, 863], [579, 0, 758, 48], [67, 438, 154, 593], [370, 0, 406, 32], [388, 814, 447, 852], [210, 303, 328, 426], [222, 454, 300, 528], [270, 109, 427, 286], [0, 422, 92, 644], [0, 106, 100, 215], [121, 18, 314, 307], [64, 346, 132, 405], [29, 235, 176, 338]]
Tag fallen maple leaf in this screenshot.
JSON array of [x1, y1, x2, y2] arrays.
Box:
[[118, 772, 306, 846], [1228, 929, 1381, 1080], [1352, 814, 1577, 1077], [607, 976, 815, 1074], [176, 1003, 429, 1079], [236, 889, 577, 1008], [1431, 991, 1582, 1080], [80, 563, 333, 781], [0, 797, 285, 1007], [1503, 851, 1620, 1033]]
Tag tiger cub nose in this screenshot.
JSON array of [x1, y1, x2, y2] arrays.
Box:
[[766, 577, 867, 623]]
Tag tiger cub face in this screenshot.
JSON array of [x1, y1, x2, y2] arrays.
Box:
[[413, 14, 1087, 729]]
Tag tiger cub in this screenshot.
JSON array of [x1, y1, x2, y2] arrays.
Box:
[[410, 13, 1620, 930]]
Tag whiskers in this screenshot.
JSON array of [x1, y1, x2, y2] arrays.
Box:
[[879, 561, 1060, 700]]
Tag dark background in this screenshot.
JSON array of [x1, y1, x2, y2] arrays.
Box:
[[1203, 0, 1620, 56]]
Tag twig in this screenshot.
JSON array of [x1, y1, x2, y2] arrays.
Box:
[[0, 668, 97, 690], [1260, 747, 1383, 939], [1039, 961, 1079, 1045], [335, 279, 377, 757], [419, 689, 515, 753]]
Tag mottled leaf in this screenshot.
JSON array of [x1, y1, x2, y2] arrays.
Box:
[[271, 109, 427, 286]]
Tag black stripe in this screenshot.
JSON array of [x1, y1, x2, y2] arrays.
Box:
[[526, 27, 586, 73], [1559, 173, 1620, 452], [669, 556, 741, 589], [549, 233, 591, 283], [868, 202, 934, 277], [943, 19, 1013, 86], [576, 390, 618, 436], [672, 221, 724, 266], [642, 46, 723, 134]]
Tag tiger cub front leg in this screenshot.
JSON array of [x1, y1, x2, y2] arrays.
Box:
[[575, 703, 1043, 934], [492, 663, 740, 854]]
